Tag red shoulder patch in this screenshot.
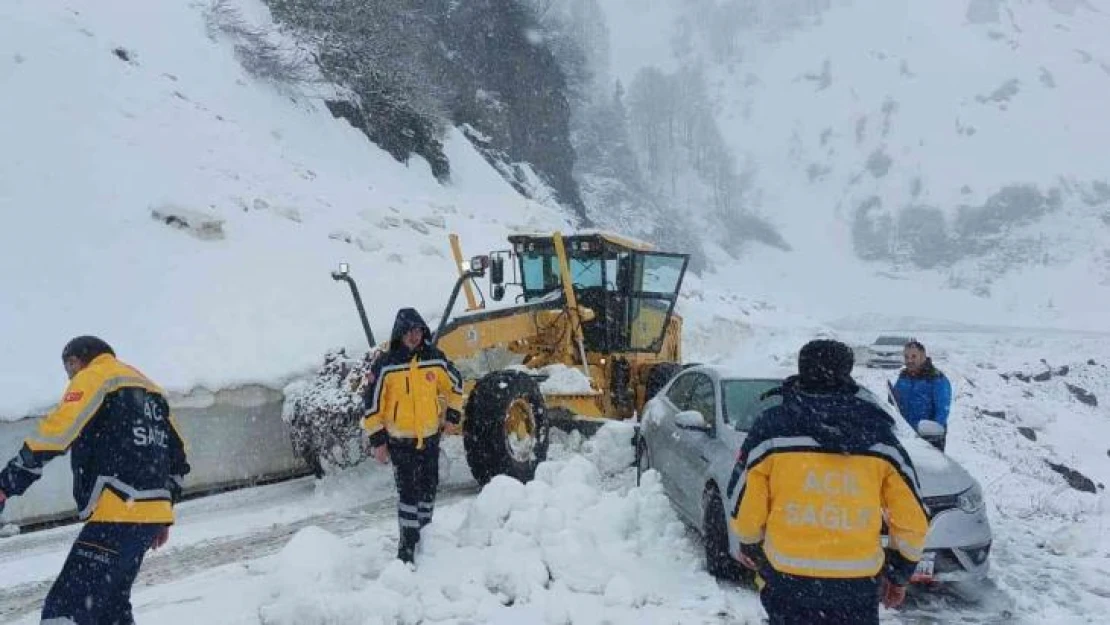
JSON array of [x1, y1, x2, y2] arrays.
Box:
[[63, 390, 84, 403], [425, 372, 436, 382]]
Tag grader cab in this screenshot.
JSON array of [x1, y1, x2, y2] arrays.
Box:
[[332, 231, 689, 485]]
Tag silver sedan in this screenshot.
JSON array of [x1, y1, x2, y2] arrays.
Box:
[[636, 365, 992, 583]]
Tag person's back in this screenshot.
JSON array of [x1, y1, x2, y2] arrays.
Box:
[[731, 340, 928, 625], [62, 353, 186, 521], [0, 335, 190, 624], [2, 346, 188, 524]]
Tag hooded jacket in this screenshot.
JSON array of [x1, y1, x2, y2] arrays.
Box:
[[0, 354, 190, 524], [893, 358, 952, 429], [362, 308, 464, 449], [730, 376, 928, 590]]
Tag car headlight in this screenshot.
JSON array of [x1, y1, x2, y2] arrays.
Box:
[[957, 483, 985, 513]]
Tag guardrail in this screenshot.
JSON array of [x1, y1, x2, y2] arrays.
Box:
[[0, 384, 309, 529]]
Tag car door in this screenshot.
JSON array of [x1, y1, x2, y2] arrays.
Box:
[[669, 373, 719, 519], [721, 379, 784, 504], [649, 371, 699, 499]]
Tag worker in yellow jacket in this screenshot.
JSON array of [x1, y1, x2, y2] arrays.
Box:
[[731, 339, 929, 625], [363, 308, 463, 564], [0, 336, 190, 624]]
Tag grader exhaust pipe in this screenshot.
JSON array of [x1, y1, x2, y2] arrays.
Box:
[[330, 262, 376, 349]]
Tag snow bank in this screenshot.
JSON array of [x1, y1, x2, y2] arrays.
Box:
[[257, 423, 762, 625]]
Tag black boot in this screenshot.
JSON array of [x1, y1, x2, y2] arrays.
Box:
[[397, 542, 415, 564]]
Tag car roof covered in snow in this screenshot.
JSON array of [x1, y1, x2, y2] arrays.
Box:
[[873, 335, 912, 346], [686, 363, 791, 382]]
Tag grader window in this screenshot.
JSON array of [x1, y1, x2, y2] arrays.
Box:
[[627, 252, 687, 351], [520, 251, 605, 298], [521, 253, 559, 296], [570, 258, 603, 287], [512, 236, 688, 354]]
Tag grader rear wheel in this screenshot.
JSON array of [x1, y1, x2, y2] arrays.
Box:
[[463, 370, 550, 485]]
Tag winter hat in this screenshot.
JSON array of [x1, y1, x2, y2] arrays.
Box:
[[61, 335, 115, 364], [797, 339, 854, 391]]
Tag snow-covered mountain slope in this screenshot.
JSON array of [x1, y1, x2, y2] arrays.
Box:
[[0, 0, 570, 419], [598, 0, 1110, 330]]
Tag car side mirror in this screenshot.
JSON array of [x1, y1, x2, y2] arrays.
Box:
[[675, 410, 711, 432], [917, 420, 946, 437]]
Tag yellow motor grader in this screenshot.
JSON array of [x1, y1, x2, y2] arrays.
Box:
[[331, 231, 689, 484]]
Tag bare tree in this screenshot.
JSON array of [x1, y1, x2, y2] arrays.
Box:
[[204, 0, 316, 85]]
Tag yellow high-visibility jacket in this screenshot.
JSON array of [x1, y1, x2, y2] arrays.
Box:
[[730, 382, 928, 581], [362, 347, 463, 449], [0, 354, 190, 523]]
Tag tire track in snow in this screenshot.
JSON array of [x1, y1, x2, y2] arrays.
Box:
[[0, 482, 480, 622]]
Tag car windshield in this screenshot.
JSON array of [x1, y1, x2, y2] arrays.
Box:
[[874, 336, 909, 346], [721, 379, 783, 431], [722, 378, 919, 438]]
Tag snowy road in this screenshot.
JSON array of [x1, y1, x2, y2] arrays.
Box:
[[0, 480, 481, 621]]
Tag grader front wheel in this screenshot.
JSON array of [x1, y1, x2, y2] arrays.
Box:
[[463, 370, 550, 485]]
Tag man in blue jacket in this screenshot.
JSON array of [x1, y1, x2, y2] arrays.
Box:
[[893, 340, 952, 450]]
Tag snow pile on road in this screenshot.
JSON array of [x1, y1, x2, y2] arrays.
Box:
[[508, 363, 596, 395], [256, 423, 762, 625]]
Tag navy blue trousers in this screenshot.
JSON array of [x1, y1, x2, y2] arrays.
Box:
[[389, 435, 439, 561], [41, 522, 164, 625], [759, 571, 881, 625]]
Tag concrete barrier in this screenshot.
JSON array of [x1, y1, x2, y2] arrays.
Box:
[[0, 384, 308, 528]]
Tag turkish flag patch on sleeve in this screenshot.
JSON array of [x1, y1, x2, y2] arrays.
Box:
[[425, 372, 436, 382], [63, 390, 84, 403]]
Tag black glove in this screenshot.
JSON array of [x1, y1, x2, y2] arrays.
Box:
[[166, 476, 185, 504], [739, 541, 770, 574], [445, 408, 462, 425], [883, 548, 916, 587], [369, 430, 389, 449]]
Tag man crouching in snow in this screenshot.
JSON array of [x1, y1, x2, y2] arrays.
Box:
[[0, 336, 190, 624], [730, 339, 929, 624], [362, 308, 464, 564]]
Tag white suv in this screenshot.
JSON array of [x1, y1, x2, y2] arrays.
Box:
[[865, 335, 911, 369]]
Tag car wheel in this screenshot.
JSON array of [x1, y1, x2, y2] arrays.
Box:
[[703, 488, 743, 580]]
